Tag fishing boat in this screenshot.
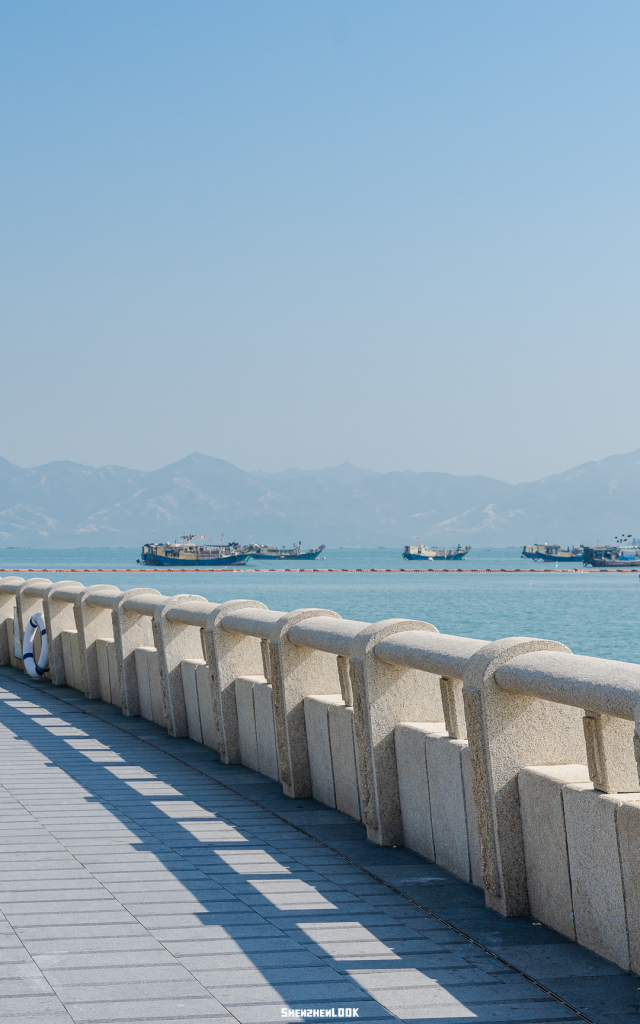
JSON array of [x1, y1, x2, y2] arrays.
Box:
[[402, 544, 471, 561], [521, 544, 583, 563], [582, 545, 640, 568], [138, 535, 251, 567], [247, 543, 326, 561]]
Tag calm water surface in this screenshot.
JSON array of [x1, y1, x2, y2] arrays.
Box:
[[1, 547, 638, 664]]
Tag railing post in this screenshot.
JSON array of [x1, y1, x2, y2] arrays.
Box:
[[440, 676, 467, 739], [337, 655, 353, 706], [349, 619, 441, 846], [0, 579, 24, 665], [582, 712, 640, 794], [42, 582, 84, 685], [270, 609, 342, 798], [15, 579, 52, 657], [74, 586, 121, 699], [153, 595, 209, 737], [463, 637, 585, 917], [201, 600, 267, 764], [112, 589, 161, 716]]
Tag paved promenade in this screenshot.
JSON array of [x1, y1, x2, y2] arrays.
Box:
[[0, 666, 635, 1024]]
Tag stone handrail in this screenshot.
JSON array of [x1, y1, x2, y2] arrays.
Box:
[[121, 592, 169, 617], [287, 616, 371, 655], [0, 579, 25, 595], [44, 583, 83, 603], [375, 630, 486, 677], [163, 600, 217, 628], [219, 607, 284, 639], [495, 649, 640, 720], [82, 590, 121, 610]]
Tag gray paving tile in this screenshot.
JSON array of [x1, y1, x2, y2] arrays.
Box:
[[0, 884, 108, 900], [0, 974, 53, 995], [0, 843, 63, 854], [0, 1015, 74, 1024], [148, 923, 288, 939], [134, 912, 269, 928], [7, 910, 134, 927], [495, 942, 626, 978], [44, 962, 196, 985], [96, 870, 208, 883], [218, 980, 367, 1003], [35, 948, 178, 970], [0, 871, 95, 883], [349, 966, 502, 989], [0, 994, 67, 1014], [195, 966, 344, 986], [163, 937, 305, 955], [62, 997, 231, 1021], [74, 1020, 230, 1024], [0, 948, 33, 963], [540, 972, 640, 1015], [384, 1011, 577, 1022], [45, 967, 202, 1000], [364, 978, 544, 1004], [113, 888, 236, 903], [257, 907, 393, 920], [598, 1016, 640, 1023], [18, 923, 149, 941], [177, 950, 324, 969], [0, 963, 46, 979], [78, 852, 185, 864]]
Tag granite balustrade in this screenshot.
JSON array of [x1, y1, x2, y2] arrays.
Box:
[[2, 575, 640, 971]]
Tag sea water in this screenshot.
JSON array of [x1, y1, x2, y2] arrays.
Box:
[[0, 547, 638, 664]]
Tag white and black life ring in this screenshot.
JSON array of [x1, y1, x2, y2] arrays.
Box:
[[22, 612, 49, 678]]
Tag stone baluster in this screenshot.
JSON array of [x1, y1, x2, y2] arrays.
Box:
[[462, 637, 586, 917], [201, 601, 270, 764], [15, 579, 52, 654], [152, 595, 210, 737], [582, 712, 640, 794], [349, 619, 441, 846], [440, 676, 467, 739], [337, 655, 353, 706], [112, 589, 162, 716], [42, 582, 85, 685], [269, 609, 343, 798], [73, 586, 122, 699], [0, 579, 24, 666]]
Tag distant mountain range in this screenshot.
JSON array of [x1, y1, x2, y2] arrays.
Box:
[[0, 449, 639, 549]]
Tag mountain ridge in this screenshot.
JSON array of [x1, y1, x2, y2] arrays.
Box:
[[0, 449, 638, 548]]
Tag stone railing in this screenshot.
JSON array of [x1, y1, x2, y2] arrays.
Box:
[[2, 575, 640, 971]]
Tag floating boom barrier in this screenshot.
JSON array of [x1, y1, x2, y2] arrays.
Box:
[[0, 566, 638, 574]]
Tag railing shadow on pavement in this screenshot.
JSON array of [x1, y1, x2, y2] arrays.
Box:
[[0, 667, 543, 1024]]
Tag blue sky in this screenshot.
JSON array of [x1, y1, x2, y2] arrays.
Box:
[[2, 1, 638, 482]]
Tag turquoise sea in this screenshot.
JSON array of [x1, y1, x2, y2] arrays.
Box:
[[1, 547, 638, 664]]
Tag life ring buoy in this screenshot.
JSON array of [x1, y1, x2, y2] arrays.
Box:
[[22, 612, 49, 678]]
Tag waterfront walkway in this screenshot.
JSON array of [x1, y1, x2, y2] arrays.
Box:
[[0, 666, 634, 1024]]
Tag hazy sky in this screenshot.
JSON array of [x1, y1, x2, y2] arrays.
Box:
[[2, 1, 639, 483]]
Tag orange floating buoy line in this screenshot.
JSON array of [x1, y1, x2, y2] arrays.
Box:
[[0, 567, 638, 575]]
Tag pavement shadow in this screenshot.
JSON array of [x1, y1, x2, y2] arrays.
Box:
[[0, 668, 619, 1023]]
